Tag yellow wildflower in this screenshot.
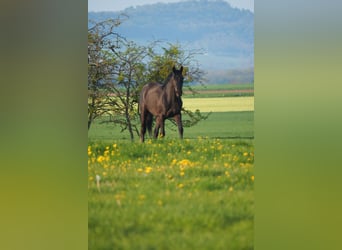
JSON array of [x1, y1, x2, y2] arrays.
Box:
[[171, 159, 177, 165], [145, 166, 152, 174], [97, 155, 105, 163], [179, 159, 191, 167]]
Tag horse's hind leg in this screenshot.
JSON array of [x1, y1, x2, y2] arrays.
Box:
[[146, 113, 153, 137], [160, 118, 166, 138], [154, 116, 162, 139]]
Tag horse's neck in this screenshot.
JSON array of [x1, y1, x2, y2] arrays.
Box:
[[163, 82, 176, 103]]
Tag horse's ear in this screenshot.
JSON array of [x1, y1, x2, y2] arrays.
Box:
[[172, 66, 176, 73], [180, 66, 183, 73]]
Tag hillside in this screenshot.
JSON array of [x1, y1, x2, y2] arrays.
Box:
[[88, 0, 254, 83]]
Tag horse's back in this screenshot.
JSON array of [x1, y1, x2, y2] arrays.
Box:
[[139, 82, 162, 110], [142, 82, 164, 99]]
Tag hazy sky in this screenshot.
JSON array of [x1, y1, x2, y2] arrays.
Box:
[[88, 0, 254, 12]]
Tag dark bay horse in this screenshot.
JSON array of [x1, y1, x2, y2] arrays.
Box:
[[139, 66, 184, 142]]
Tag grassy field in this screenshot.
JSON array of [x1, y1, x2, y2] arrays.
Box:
[[88, 96, 254, 249], [184, 83, 254, 98], [88, 111, 254, 142], [187, 83, 254, 92], [89, 139, 254, 249], [88, 97, 254, 141], [183, 97, 254, 112]]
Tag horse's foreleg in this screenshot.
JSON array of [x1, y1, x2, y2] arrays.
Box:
[[160, 118, 165, 138], [174, 114, 183, 139]]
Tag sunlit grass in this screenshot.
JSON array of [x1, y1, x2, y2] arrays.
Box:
[[183, 97, 254, 112]]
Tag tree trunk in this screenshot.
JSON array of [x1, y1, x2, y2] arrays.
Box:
[[88, 110, 93, 130], [125, 106, 134, 141], [125, 82, 134, 141], [88, 119, 92, 130]]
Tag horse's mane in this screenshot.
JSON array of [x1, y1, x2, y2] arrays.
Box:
[[163, 72, 174, 85]]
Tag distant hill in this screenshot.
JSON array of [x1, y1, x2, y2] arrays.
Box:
[[88, 0, 254, 83]]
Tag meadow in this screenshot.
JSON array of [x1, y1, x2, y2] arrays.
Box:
[[184, 83, 254, 98], [88, 95, 254, 141], [89, 94, 254, 249], [183, 96, 254, 112]]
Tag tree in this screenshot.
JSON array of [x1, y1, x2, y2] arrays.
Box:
[[88, 17, 151, 140], [87, 17, 127, 130], [106, 40, 151, 141], [147, 43, 205, 84], [88, 18, 210, 140]]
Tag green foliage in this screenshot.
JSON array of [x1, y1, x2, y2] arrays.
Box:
[[88, 138, 254, 249], [147, 42, 204, 85], [180, 109, 211, 127]]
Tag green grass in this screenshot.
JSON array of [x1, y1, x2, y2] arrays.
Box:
[[88, 111, 254, 142], [88, 138, 254, 250], [184, 83, 254, 98], [88, 96, 254, 249], [189, 83, 254, 91]]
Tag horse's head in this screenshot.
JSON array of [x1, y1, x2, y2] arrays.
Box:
[[171, 66, 184, 97]]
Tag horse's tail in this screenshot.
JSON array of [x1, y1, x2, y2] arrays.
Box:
[[138, 85, 145, 117]]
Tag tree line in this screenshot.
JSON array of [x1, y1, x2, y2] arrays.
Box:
[[88, 16, 209, 140]]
